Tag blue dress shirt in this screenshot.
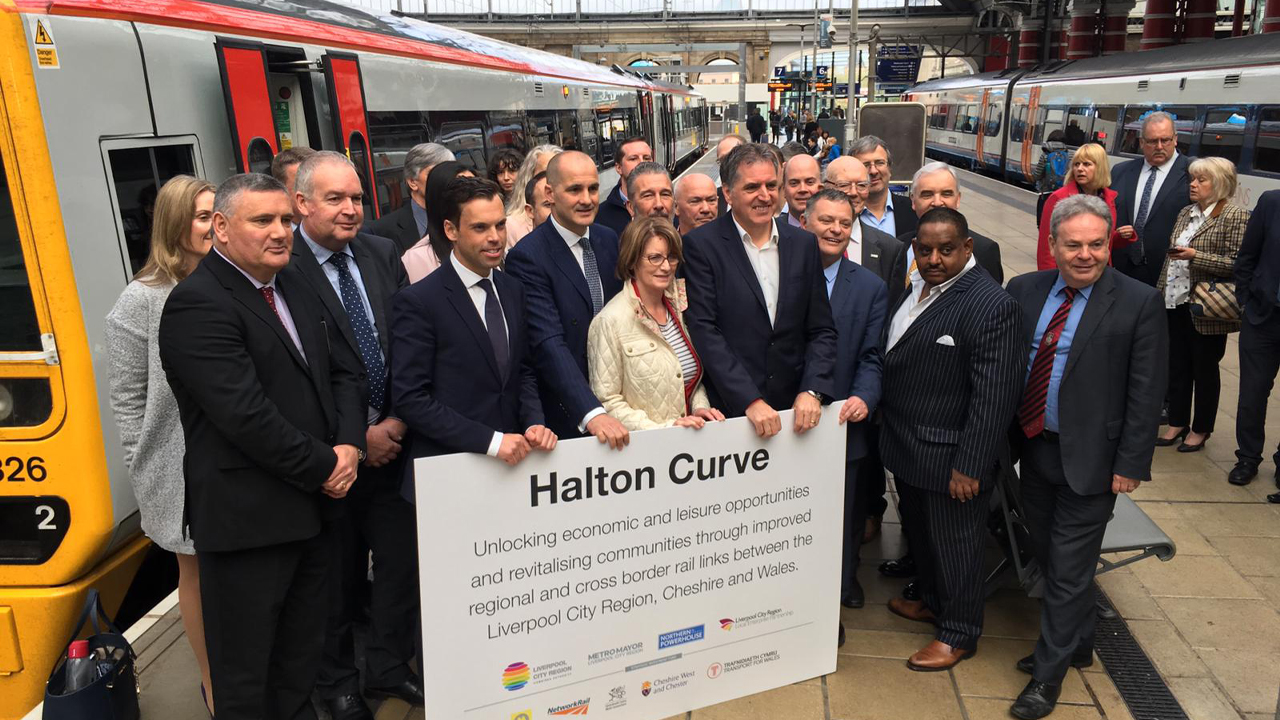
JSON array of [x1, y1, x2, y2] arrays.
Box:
[[410, 199, 429, 239], [1028, 273, 1093, 433], [823, 259, 840, 299], [860, 199, 896, 236]]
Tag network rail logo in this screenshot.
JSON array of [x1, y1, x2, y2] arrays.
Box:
[[502, 661, 531, 691]]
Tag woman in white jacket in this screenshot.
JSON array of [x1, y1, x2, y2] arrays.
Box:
[[588, 217, 725, 430]]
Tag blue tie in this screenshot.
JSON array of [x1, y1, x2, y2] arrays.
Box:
[[327, 252, 386, 411], [477, 278, 509, 379], [1130, 167, 1158, 266], [579, 236, 604, 314]]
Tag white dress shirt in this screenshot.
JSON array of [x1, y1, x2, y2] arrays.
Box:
[[733, 215, 781, 325], [546, 214, 608, 431], [887, 254, 977, 352], [450, 252, 509, 458], [215, 247, 306, 362], [846, 221, 863, 265], [1133, 151, 1180, 224]]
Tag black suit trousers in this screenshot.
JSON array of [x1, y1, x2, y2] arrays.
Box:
[[1020, 435, 1116, 685], [1166, 305, 1228, 434], [317, 459, 420, 696], [199, 534, 329, 720], [840, 459, 865, 602], [859, 424, 889, 519], [1235, 312, 1280, 466], [896, 481, 990, 650]]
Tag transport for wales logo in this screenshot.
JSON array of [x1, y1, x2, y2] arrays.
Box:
[[502, 662, 531, 691]]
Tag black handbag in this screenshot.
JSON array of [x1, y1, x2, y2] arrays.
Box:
[[43, 589, 140, 720]]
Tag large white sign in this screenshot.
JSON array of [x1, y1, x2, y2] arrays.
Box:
[[415, 407, 845, 719]]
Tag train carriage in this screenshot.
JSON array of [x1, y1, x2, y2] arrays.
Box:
[[0, 1, 706, 716]]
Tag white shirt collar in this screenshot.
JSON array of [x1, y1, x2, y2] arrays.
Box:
[[1146, 150, 1179, 173], [732, 215, 779, 249], [449, 250, 491, 288], [909, 253, 977, 298], [214, 246, 275, 290], [549, 213, 591, 248]]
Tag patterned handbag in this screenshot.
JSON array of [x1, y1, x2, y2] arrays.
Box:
[[1188, 280, 1240, 322]]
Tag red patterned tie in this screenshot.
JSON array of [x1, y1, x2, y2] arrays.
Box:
[[1018, 286, 1077, 438], [259, 286, 283, 323]]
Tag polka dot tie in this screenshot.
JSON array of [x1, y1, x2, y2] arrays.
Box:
[[327, 252, 386, 411]]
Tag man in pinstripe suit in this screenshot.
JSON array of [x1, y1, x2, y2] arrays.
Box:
[[879, 207, 1026, 671], [1005, 195, 1166, 719]]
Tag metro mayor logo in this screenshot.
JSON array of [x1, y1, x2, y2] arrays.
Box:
[[658, 624, 705, 649]]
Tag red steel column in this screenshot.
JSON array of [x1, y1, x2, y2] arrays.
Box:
[[1141, 0, 1177, 48], [984, 34, 1012, 71], [1018, 28, 1042, 67], [1103, 1, 1133, 53], [1265, 0, 1280, 32], [1067, 1, 1101, 59], [1183, 0, 1217, 41], [1056, 20, 1069, 58]]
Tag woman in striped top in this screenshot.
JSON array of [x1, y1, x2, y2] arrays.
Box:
[[587, 217, 725, 430]]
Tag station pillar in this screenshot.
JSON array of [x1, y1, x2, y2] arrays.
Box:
[[984, 34, 1012, 71], [1266, 0, 1280, 32], [1017, 28, 1041, 67], [1103, 1, 1134, 54], [1066, 0, 1101, 59], [1183, 0, 1217, 41], [1141, 0, 1177, 48]]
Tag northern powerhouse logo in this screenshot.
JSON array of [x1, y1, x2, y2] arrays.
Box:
[[657, 624, 704, 649], [502, 662, 530, 691]]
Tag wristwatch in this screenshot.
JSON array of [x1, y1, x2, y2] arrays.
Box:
[[356, 448, 367, 463], [805, 390, 824, 403]]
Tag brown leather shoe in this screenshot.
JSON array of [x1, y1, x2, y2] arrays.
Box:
[[862, 516, 882, 544], [887, 597, 937, 625], [907, 640, 973, 671]]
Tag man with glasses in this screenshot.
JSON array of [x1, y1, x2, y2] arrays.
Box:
[[850, 135, 918, 239], [824, 156, 902, 283], [1111, 112, 1192, 287]]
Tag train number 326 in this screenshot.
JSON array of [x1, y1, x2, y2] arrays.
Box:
[[2, 456, 46, 482]]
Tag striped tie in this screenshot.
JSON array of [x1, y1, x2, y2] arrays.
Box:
[[1018, 286, 1077, 438]]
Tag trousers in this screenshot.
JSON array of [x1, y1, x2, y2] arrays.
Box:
[[1235, 311, 1280, 466]]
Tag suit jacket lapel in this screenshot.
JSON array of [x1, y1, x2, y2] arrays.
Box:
[[859, 228, 881, 270], [276, 273, 331, 407], [891, 268, 977, 350], [350, 238, 391, 356], [546, 227, 593, 309], [209, 252, 311, 374], [720, 215, 770, 317], [1151, 158, 1187, 216], [830, 259, 853, 319], [1063, 268, 1117, 380], [290, 232, 359, 356], [441, 262, 503, 381], [1022, 272, 1056, 345]]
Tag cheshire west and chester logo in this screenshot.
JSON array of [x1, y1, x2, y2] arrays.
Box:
[[641, 681, 652, 697], [720, 618, 734, 630], [502, 662, 531, 691]]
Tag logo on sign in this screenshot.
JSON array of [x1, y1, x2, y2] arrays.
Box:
[[719, 618, 734, 631], [547, 698, 590, 715], [606, 685, 627, 710], [707, 662, 724, 679], [502, 662, 531, 691], [658, 624, 705, 649], [641, 681, 652, 697], [512, 712, 533, 720]]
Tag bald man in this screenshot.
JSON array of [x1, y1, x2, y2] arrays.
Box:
[[824, 156, 901, 283], [781, 154, 821, 229], [675, 173, 719, 233]]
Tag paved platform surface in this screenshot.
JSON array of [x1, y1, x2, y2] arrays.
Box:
[[126, 152, 1280, 720]]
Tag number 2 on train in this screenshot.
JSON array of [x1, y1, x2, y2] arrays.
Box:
[[2, 456, 46, 481]]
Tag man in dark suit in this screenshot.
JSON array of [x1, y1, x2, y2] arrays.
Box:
[[850, 135, 917, 239], [1005, 194, 1166, 719], [683, 143, 838, 439], [879, 207, 1025, 671], [1230, 190, 1280, 491], [505, 151, 630, 448], [390, 177, 556, 479], [282, 152, 419, 719], [747, 107, 767, 144], [1111, 112, 1192, 287], [363, 142, 456, 253], [802, 189, 888, 613], [159, 173, 366, 720], [596, 136, 653, 236]]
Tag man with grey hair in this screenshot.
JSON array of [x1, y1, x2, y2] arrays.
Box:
[[365, 142, 456, 252], [624, 161, 673, 221], [1110, 111, 1191, 286], [1005, 193, 1166, 719], [159, 172, 366, 720], [283, 152, 421, 716], [851, 135, 918, 239]]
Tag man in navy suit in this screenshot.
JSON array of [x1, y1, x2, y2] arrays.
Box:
[[683, 143, 838, 439], [1231, 190, 1280, 491], [802, 189, 888, 617], [596, 136, 654, 237], [1110, 112, 1192, 287], [389, 177, 556, 497], [505, 151, 631, 448]]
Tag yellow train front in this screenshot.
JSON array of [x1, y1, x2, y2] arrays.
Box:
[[0, 1, 706, 716]]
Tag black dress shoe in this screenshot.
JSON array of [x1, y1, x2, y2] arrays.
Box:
[[1177, 433, 1210, 453], [325, 694, 373, 720], [1228, 461, 1258, 486], [1155, 427, 1189, 447], [901, 580, 920, 601], [1011, 680, 1061, 720], [1267, 491, 1280, 504], [366, 677, 425, 706], [838, 622, 846, 648], [1016, 651, 1093, 675], [841, 579, 865, 609], [878, 555, 916, 578]]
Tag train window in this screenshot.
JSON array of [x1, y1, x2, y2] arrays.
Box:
[[527, 111, 557, 147], [984, 104, 1000, 137], [368, 111, 431, 216], [102, 139, 198, 276], [960, 105, 978, 135], [1010, 105, 1028, 143], [557, 111, 580, 151], [578, 110, 600, 164], [487, 111, 526, 154], [347, 132, 375, 220], [1064, 107, 1093, 147], [1035, 108, 1066, 146], [246, 138, 273, 175], [1200, 107, 1246, 165], [1162, 106, 1197, 155], [1256, 107, 1280, 174], [1093, 107, 1120, 150], [0, 154, 40, 352], [431, 113, 487, 174]]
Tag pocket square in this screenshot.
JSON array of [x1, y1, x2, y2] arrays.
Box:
[[935, 335, 956, 346]]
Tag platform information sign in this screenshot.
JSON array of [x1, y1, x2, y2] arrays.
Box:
[[414, 407, 844, 719]]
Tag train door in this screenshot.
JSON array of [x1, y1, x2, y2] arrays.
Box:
[[975, 90, 990, 163], [662, 95, 676, 173], [214, 38, 279, 174], [322, 52, 379, 220], [638, 90, 654, 146]]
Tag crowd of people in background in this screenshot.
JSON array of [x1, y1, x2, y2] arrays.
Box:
[[102, 106, 1280, 720]]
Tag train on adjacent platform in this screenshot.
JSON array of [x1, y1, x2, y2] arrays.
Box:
[[904, 32, 1280, 208], [0, 1, 706, 716]]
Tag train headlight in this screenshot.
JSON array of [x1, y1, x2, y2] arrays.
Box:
[[0, 382, 12, 423]]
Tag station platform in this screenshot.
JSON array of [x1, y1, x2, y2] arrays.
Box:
[[48, 154, 1280, 720]]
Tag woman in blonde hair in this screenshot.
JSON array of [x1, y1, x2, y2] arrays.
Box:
[[1035, 142, 1121, 269], [505, 143, 563, 248], [104, 174, 217, 716], [1154, 156, 1249, 453]]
